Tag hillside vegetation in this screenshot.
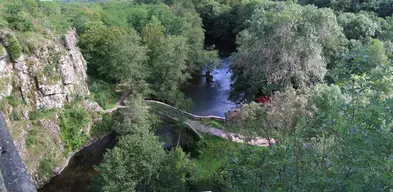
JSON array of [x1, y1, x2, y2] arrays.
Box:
[[2, 0, 393, 191]]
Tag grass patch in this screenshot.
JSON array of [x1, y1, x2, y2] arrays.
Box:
[[192, 134, 252, 191], [37, 155, 55, 179], [26, 128, 45, 147], [1, 92, 24, 108], [29, 108, 57, 122], [59, 107, 90, 152]]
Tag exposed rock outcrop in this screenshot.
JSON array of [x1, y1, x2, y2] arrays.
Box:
[[0, 29, 97, 187], [0, 29, 89, 109]]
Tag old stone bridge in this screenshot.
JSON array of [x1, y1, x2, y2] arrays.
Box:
[[144, 100, 275, 146]]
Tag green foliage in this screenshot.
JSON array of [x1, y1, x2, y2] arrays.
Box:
[[59, 107, 90, 152], [90, 124, 194, 192], [90, 79, 117, 109], [113, 97, 160, 135], [332, 39, 393, 99], [105, 30, 148, 88], [29, 108, 57, 121], [74, 2, 211, 107], [215, 87, 393, 191], [37, 155, 55, 179], [26, 129, 45, 147], [2, 92, 24, 107], [202, 119, 224, 129], [230, 1, 346, 101], [91, 113, 116, 137], [338, 12, 380, 40], [5, 3, 33, 32], [197, 48, 220, 72], [79, 26, 128, 77], [302, 0, 393, 17], [193, 0, 264, 54], [4, 33, 23, 61], [193, 134, 258, 191]]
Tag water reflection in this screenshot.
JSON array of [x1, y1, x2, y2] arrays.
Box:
[[183, 59, 236, 117]]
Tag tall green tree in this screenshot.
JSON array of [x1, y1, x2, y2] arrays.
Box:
[[90, 121, 195, 192], [230, 2, 346, 102], [106, 30, 148, 91]]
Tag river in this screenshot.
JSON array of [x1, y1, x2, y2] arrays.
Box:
[[39, 59, 235, 191], [183, 58, 236, 117]]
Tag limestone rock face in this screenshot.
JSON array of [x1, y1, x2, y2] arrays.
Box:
[[0, 29, 89, 109], [0, 48, 13, 99]]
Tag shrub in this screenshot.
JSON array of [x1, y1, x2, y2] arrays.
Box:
[[91, 113, 115, 137], [59, 108, 90, 152], [37, 156, 55, 179], [4, 33, 22, 61], [90, 80, 117, 109]]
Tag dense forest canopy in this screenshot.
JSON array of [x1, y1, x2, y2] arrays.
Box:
[[2, 0, 393, 191]]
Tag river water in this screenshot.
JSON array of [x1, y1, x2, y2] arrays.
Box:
[[183, 59, 236, 117]]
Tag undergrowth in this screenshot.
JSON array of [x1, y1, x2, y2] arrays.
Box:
[[192, 134, 263, 191], [59, 107, 90, 152]]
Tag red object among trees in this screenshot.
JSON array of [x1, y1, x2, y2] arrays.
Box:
[[255, 96, 271, 103]]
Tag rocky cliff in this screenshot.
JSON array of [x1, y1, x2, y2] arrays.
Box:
[[0, 29, 101, 187], [0, 29, 89, 108]]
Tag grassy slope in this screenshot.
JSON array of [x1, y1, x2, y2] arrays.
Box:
[[193, 133, 267, 191]]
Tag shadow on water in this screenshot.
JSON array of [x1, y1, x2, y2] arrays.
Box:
[[39, 133, 117, 192], [155, 120, 201, 156]]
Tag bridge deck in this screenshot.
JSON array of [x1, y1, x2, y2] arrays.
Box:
[[0, 112, 36, 192], [146, 100, 274, 146]]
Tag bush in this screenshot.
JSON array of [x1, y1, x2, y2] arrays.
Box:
[[90, 79, 117, 109], [91, 113, 115, 137], [4, 33, 22, 61], [59, 108, 90, 152], [38, 156, 55, 179], [6, 4, 33, 32]]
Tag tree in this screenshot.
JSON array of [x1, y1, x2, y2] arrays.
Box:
[[5, 3, 33, 31], [90, 124, 166, 192], [230, 2, 346, 102], [141, 21, 192, 106], [105, 30, 148, 91], [338, 12, 380, 40], [196, 48, 220, 82], [332, 39, 393, 99], [79, 26, 127, 78], [215, 83, 393, 191], [90, 121, 195, 192]]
